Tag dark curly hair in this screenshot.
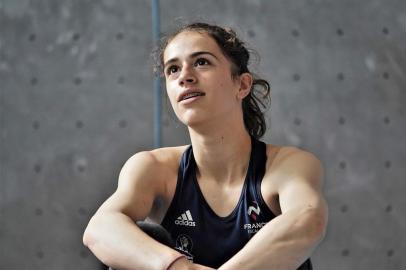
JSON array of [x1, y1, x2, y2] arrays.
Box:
[[153, 22, 271, 139]]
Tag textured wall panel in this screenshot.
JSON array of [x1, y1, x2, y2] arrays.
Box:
[[1, 0, 405, 269]]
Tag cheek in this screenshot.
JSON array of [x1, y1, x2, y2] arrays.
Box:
[[165, 89, 180, 115], [166, 91, 177, 109], [216, 79, 238, 100], [165, 82, 176, 101]]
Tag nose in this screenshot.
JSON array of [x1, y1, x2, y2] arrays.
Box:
[[178, 65, 196, 86]]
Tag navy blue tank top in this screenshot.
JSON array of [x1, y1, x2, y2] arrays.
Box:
[[161, 138, 312, 269]]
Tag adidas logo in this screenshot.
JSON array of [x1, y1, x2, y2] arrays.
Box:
[[174, 210, 196, 227]]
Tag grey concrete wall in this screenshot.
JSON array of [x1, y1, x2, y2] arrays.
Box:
[[1, 0, 405, 269]]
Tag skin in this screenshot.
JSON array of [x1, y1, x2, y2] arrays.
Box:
[[83, 30, 328, 270]]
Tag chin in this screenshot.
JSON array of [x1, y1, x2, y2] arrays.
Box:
[[178, 113, 206, 128], [181, 117, 202, 128]]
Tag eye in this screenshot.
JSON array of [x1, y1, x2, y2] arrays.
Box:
[[195, 58, 209, 66], [166, 65, 179, 75]]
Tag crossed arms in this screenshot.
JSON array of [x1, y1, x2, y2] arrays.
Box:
[[83, 147, 328, 270]]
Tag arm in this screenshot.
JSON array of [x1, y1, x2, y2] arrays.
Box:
[[83, 151, 184, 270], [219, 149, 328, 270]]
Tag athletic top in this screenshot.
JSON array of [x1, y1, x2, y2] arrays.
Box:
[[161, 137, 313, 269]]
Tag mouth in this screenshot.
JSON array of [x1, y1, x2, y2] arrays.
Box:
[[178, 91, 206, 102]]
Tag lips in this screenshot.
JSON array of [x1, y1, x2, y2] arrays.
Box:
[[178, 89, 206, 102]]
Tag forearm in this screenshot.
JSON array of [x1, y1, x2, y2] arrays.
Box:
[[83, 211, 181, 270], [219, 206, 327, 270]]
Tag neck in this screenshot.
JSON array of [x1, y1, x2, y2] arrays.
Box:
[[188, 118, 252, 184]]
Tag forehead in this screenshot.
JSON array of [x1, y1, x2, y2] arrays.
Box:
[[163, 31, 223, 62]]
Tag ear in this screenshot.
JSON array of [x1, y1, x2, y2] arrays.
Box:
[[236, 73, 253, 100]]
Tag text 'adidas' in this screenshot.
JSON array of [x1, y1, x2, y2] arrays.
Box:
[[175, 210, 196, 227]]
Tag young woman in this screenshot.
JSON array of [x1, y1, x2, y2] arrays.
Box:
[[83, 22, 328, 270]]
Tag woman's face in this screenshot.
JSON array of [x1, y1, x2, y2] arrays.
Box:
[[163, 30, 245, 128]]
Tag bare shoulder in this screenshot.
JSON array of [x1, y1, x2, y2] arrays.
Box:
[[128, 145, 188, 167], [264, 143, 324, 189], [261, 144, 326, 216], [123, 145, 189, 199], [100, 145, 188, 220], [122, 145, 189, 186]]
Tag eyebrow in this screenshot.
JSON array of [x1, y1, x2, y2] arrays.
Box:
[[164, 51, 219, 68]]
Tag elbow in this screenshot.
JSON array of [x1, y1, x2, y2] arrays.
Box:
[[311, 215, 327, 244], [82, 215, 100, 249], [82, 226, 94, 248], [303, 206, 328, 244], [82, 215, 114, 267]]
